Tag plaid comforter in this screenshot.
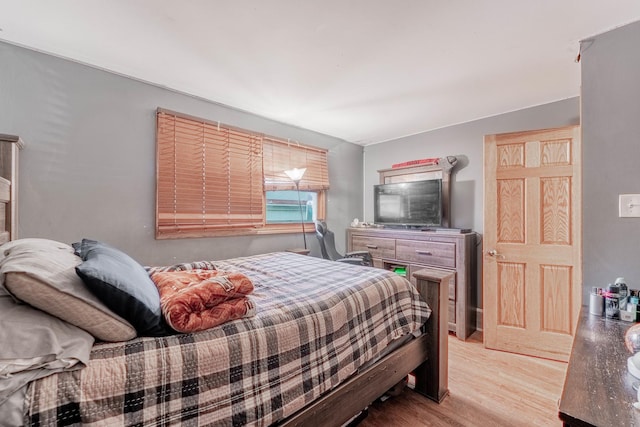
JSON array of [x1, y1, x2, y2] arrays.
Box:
[[24, 252, 431, 426]]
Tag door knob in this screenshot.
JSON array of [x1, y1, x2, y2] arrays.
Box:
[[487, 249, 499, 257]]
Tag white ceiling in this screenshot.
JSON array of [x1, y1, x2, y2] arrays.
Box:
[[1, 1, 639, 145]]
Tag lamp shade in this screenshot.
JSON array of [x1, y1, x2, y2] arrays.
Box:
[[284, 167, 306, 183]]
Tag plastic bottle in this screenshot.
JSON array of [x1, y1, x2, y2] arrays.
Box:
[[616, 277, 628, 311], [605, 284, 620, 319]]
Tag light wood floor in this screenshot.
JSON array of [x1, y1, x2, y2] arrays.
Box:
[[360, 331, 568, 427]]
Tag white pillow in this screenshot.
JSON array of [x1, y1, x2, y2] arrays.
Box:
[[0, 238, 136, 342]]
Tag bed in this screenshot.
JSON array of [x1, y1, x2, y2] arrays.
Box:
[[0, 142, 448, 426]]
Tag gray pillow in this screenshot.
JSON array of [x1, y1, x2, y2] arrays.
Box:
[[0, 238, 137, 342], [74, 239, 171, 336]]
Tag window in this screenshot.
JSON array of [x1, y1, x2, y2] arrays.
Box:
[[265, 190, 318, 224], [262, 136, 328, 228], [156, 109, 329, 239]]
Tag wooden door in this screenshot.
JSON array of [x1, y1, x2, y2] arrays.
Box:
[[483, 126, 581, 362]]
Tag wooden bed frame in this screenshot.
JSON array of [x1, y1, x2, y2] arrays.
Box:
[[280, 268, 450, 426]]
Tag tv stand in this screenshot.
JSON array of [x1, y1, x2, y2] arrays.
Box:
[[347, 227, 476, 340]]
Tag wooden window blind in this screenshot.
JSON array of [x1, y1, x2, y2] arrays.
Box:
[[156, 108, 330, 238], [156, 110, 264, 238], [263, 137, 330, 191]]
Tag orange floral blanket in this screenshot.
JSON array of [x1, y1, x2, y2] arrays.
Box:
[[150, 270, 256, 333]]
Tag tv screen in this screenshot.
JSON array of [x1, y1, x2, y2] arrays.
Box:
[[373, 179, 442, 227]]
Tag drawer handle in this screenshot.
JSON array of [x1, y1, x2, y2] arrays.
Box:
[[416, 250, 432, 256], [366, 245, 378, 249]]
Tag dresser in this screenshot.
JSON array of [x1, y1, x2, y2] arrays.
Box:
[[559, 307, 640, 426], [347, 227, 476, 340]]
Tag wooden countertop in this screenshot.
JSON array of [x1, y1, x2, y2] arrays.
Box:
[[559, 307, 640, 426]]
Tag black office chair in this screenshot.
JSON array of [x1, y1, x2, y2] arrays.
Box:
[[315, 220, 372, 266]]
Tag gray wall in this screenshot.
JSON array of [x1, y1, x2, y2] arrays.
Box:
[[364, 98, 580, 308], [0, 41, 363, 265], [582, 20, 640, 303]]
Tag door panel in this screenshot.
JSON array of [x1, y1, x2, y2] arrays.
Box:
[[541, 177, 571, 245], [497, 179, 525, 243], [484, 126, 581, 362], [541, 264, 572, 334], [497, 262, 525, 328]]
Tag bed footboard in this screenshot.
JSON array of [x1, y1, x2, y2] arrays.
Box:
[[412, 268, 452, 402]]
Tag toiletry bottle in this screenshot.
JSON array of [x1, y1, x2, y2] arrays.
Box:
[[616, 277, 628, 311], [605, 284, 620, 319], [589, 287, 604, 316]]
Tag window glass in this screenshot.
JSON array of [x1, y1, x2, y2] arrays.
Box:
[[266, 191, 318, 224]]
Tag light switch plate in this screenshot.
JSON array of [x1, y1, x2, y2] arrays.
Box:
[[619, 194, 640, 217]]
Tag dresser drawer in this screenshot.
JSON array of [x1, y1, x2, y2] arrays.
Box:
[[396, 239, 456, 268], [352, 236, 395, 259], [0, 178, 9, 202]]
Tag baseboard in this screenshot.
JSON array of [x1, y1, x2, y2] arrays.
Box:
[[476, 307, 483, 332]]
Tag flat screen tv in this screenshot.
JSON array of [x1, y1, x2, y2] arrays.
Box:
[[373, 179, 442, 227]]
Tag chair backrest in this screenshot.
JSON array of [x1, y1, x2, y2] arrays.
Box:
[[315, 221, 343, 261]]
